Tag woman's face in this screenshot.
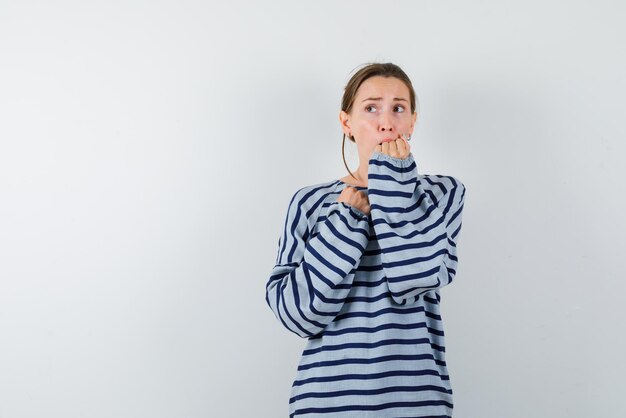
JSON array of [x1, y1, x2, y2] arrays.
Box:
[[340, 75, 418, 156]]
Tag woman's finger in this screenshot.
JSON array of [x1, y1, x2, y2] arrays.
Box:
[[395, 136, 405, 156], [387, 139, 397, 157], [389, 141, 395, 156], [400, 135, 410, 158]]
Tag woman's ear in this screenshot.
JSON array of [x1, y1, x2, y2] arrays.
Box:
[[339, 110, 351, 135], [411, 111, 418, 131]]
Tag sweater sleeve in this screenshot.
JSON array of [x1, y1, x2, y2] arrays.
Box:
[[367, 150, 466, 305], [265, 189, 371, 338]]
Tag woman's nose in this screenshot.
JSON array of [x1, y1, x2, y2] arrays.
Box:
[[378, 112, 394, 132]]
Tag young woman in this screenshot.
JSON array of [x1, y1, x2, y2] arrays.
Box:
[[265, 62, 466, 418]]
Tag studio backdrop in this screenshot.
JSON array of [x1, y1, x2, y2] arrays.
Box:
[[0, 1, 624, 417]]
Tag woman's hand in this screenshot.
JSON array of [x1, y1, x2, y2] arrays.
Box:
[[336, 186, 370, 216], [373, 134, 411, 159]]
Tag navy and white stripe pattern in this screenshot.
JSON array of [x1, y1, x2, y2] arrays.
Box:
[[368, 151, 466, 306], [265, 150, 466, 417]]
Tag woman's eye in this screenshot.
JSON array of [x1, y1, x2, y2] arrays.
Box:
[[394, 105, 405, 113], [365, 105, 376, 113]]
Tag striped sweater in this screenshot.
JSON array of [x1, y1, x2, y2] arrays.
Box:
[[265, 150, 466, 418]]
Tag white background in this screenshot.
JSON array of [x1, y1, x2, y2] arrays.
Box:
[[1, 1, 624, 417]]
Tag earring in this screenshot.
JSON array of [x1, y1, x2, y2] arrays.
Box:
[[402, 133, 412, 142]]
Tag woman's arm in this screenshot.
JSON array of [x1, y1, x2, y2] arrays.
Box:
[[367, 151, 466, 305], [265, 187, 371, 338]]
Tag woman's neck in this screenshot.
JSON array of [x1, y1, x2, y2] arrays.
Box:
[[342, 167, 368, 187]]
